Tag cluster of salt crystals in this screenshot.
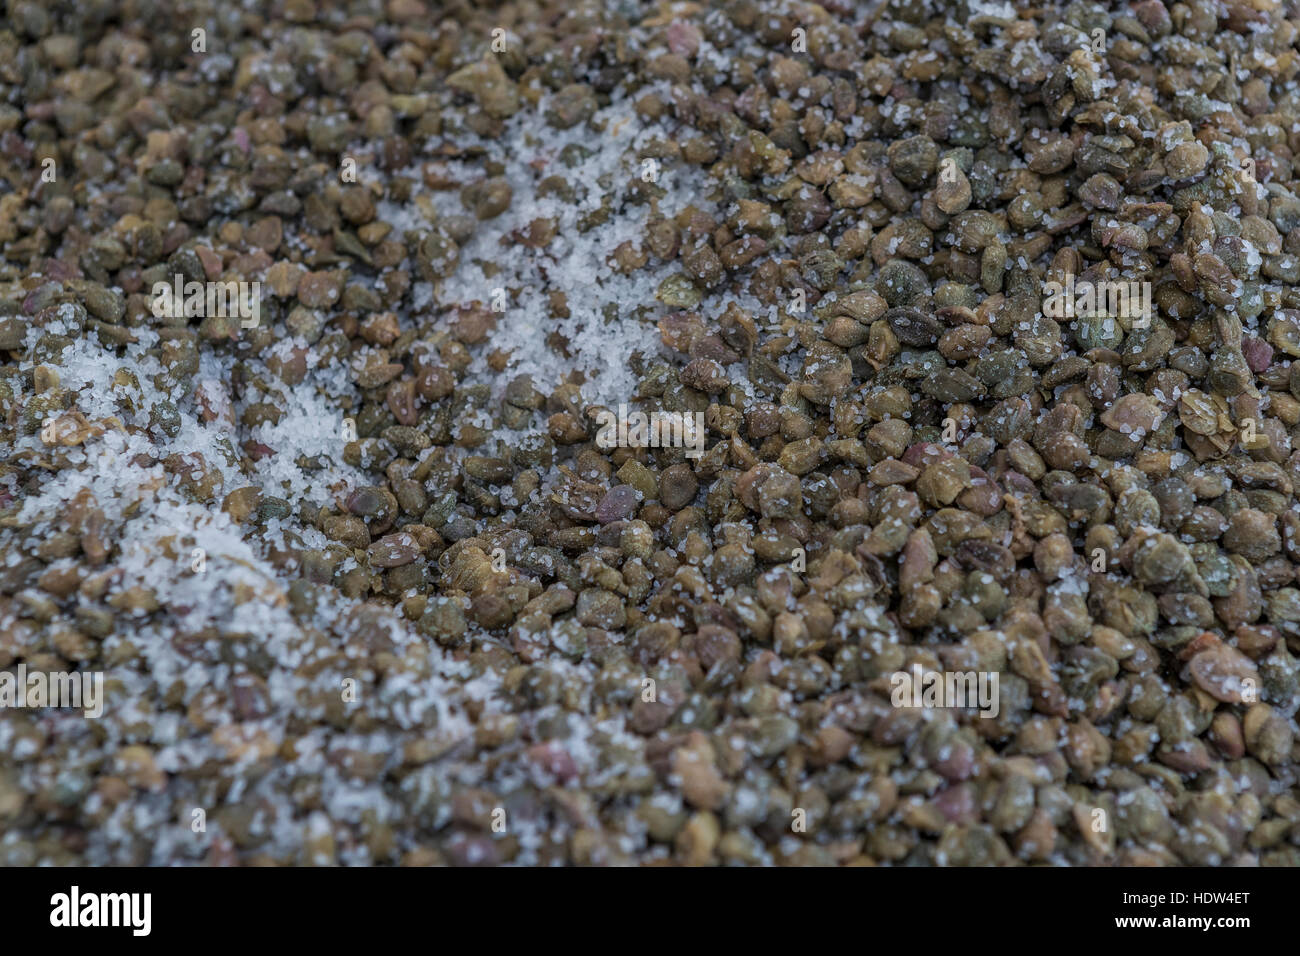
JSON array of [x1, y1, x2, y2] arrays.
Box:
[[379, 78, 755, 410], [0, 307, 535, 861], [964, 0, 1020, 20]]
